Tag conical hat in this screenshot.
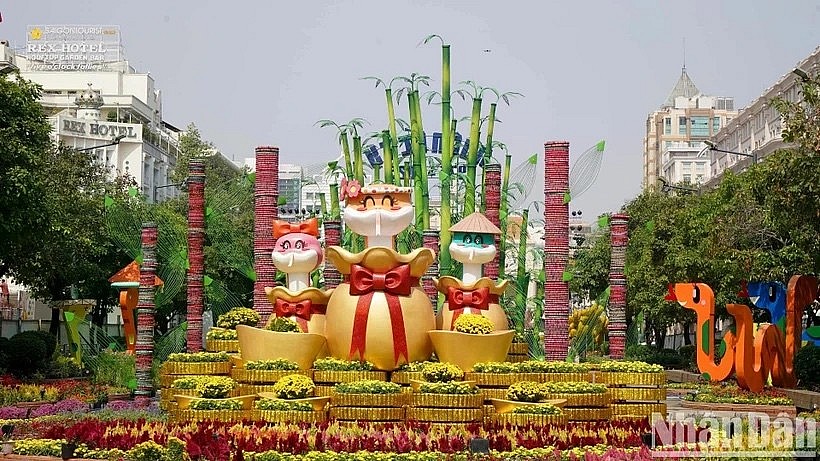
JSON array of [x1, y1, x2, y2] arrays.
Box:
[[449, 212, 502, 235], [108, 260, 164, 286]]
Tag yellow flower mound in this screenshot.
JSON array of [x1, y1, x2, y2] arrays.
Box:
[[272, 374, 316, 399], [453, 314, 494, 335], [217, 307, 260, 329], [421, 362, 463, 382]]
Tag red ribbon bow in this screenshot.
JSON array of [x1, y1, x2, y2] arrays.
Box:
[[274, 299, 326, 332], [272, 218, 319, 239], [348, 264, 413, 364], [447, 287, 492, 329]]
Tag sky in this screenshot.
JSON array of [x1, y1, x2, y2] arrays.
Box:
[[2, 1, 819, 219]]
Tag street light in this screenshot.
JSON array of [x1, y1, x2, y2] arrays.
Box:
[[75, 134, 127, 152], [657, 177, 697, 195], [0, 62, 18, 76], [793, 68, 810, 82], [697, 140, 756, 163]]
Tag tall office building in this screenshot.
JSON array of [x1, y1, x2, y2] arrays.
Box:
[[643, 67, 736, 189]]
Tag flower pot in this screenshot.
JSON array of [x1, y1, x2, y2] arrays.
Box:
[[206, 339, 240, 353], [409, 379, 476, 392], [61, 442, 77, 460], [563, 407, 612, 421], [313, 370, 387, 384], [428, 330, 515, 372], [330, 392, 406, 408], [409, 392, 484, 408], [253, 409, 327, 424], [329, 406, 405, 421], [390, 371, 424, 385], [542, 391, 611, 407], [494, 412, 567, 426], [595, 371, 666, 386], [162, 361, 232, 375], [174, 394, 257, 410], [255, 394, 331, 411], [2, 442, 13, 455], [406, 407, 484, 422], [236, 325, 326, 370], [489, 398, 567, 414], [232, 368, 312, 384]]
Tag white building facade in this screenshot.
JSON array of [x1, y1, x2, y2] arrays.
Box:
[[2, 25, 180, 202], [706, 46, 820, 186]]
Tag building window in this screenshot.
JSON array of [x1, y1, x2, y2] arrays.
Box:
[[690, 116, 709, 136], [682, 174, 692, 184], [712, 117, 720, 133], [664, 118, 671, 134], [682, 162, 692, 173], [695, 162, 706, 173], [678, 116, 687, 135]]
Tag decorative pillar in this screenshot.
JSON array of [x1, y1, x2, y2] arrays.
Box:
[[322, 220, 343, 289], [609, 213, 629, 358], [135, 223, 157, 398], [543, 141, 570, 361], [254, 146, 279, 326], [483, 163, 501, 280], [186, 159, 205, 352], [422, 230, 440, 308]]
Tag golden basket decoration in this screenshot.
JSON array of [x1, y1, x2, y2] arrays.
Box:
[[329, 406, 405, 421], [479, 388, 509, 400], [313, 370, 388, 384], [390, 371, 425, 385], [409, 392, 484, 408], [314, 385, 335, 397], [490, 398, 567, 414], [406, 407, 484, 422], [508, 343, 529, 355], [609, 387, 667, 402], [610, 402, 667, 416], [237, 384, 278, 395], [494, 413, 567, 426], [613, 414, 651, 423], [331, 392, 406, 408], [596, 372, 666, 386], [162, 361, 232, 376], [232, 368, 312, 384], [563, 407, 612, 421], [537, 372, 592, 383], [253, 409, 327, 424], [543, 391, 610, 407], [171, 409, 250, 423], [464, 373, 524, 387], [160, 374, 200, 388], [174, 394, 256, 410], [205, 339, 240, 353], [256, 394, 330, 411], [505, 355, 528, 363], [483, 404, 495, 415]]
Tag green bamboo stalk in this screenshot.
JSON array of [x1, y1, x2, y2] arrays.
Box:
[[319, 192, 327, 219], [513, 208, 530, 338], [516, 209, 529, 284], [411, 90, 431, 229], [439, 43, 453, 277], [381, 130, 394, 184], [498, 153, 512, 276], [353, 135, 364, 185], [408, 91, 425, 230], [341, 132, 353, 179], [329, 184, 341, 220], [464, 96, 483, 215], [449, 118, 458, 227], [373, 164, 381, 183], [385, 88, 401, 185]]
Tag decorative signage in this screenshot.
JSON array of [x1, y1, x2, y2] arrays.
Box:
[[57, 116, 141, 142], [26, 25, 121, 71]]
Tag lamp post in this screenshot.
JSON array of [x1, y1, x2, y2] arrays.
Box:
[[75, 134, 127, 152], [657, 178, 697, 195], [698, 140, 756, 165]]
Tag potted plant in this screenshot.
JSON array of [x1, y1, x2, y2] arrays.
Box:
[[597, 361, 666, 386], [497, 401, 566, 426], [312, 358, 387, 384], [1, 424, 13, 455], [257, 374, 330, 411], [541, 381, 610, 407], [408, 362, 473, 391], [407, 381, 484, 422], [254, 397, 326, 424], [236, 318, 326, 370], [490, 381, 566, 414], [174, 376, 255, 416], [516, 360, 592, 383], [330, 380, 406, 422], [232, 358, 310, 384], [467, 361, 522, 386], [205, 328, 239, 353], [390, 361, 433, 385], [428, 314, 514, 372], [163, 351, 233, 375]]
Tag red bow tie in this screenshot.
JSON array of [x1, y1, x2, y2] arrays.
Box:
[[347, 263, 414, 365], [447, 287, 490, 311], [349, 264, 412, 296], [274, 299, 312, 321]]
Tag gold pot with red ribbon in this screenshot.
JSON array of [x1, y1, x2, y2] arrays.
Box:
[[434, 276, 509, 331], [264, 287, 332, 335], [325, 246, 436, 371]]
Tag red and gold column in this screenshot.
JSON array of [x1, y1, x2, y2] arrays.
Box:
[[422, 230, 440, 308], [186, 159, 205, 352], [136, 223, 157, 397], [608, 213, 629, 358], [254, 146, 279, 326], [543, 141, 570, 360], [322, 220, 343, 289], [483, 163, 501, 280]]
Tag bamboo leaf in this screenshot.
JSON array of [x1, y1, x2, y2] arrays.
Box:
[[361, 76, 385, 88], [527, 154, 538, 165], [596, 139, 606, 152], [421, 34, 444, 46]]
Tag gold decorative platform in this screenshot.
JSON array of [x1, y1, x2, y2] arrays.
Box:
[[330, 392, 406, 408]]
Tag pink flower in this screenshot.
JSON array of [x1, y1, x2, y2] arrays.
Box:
[[339, 178, 361, 201]]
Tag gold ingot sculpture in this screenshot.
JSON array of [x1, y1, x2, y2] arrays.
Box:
[[236, 324, 326, 370], [428, 329, 514, 372]]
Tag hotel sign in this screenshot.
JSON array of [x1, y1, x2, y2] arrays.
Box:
[[57, 116, 141, 142], [26, 25, 121, 71]]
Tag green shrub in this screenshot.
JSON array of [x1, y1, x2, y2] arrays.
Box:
[[45, 356, 83, 378], [91, 350, 135, 387], [647, 349, 685, 369], [678, 345, 696, 367], [795, 344, 820, 389], [6, 332, 48, 374], [624, 344, 655, 362]]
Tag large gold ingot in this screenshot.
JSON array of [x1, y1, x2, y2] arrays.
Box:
[[264, 286, 332, 335], [324, 246, 436, 371], [434, 276, 509, 331], [236, 325, 326, 370], [428, 330, 514, 372]]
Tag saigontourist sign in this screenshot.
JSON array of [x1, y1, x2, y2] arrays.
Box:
[[26, 25, 121, 71]]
